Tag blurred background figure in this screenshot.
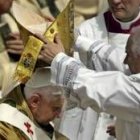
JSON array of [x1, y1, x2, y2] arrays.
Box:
[[55, 0, 108, 26], [0, 0, 56, 95], [0, 0, 15, 97]]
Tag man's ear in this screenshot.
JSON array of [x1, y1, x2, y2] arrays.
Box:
[[28, 93, 42, 109]]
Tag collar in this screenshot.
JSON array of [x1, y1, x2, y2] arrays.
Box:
[[112, 10, 140, 30]]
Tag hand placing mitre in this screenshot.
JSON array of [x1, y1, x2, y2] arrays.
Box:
[[42, 14, 55, 22], [36, 33, 65, 64], [5, 32, 24, 55]]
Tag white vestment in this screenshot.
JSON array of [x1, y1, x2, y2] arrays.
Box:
[[58, 10, 140, 140], [0, 103, 53, 140], [73, 10, 140, 140], [76, 10, 140, 72], [51, 53, 140, 140]]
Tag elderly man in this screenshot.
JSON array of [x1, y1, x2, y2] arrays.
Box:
[[0, 67, 68, 140], [76, 0, 140, 72], [72, 0, 140, 139], [0, 0, 13, 86], [37, 25, 140, 140], [0, 0, 24, 95], [55, 0, 108, 26]]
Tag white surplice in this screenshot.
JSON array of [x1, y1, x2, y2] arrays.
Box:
[[67, 10, 140, 140], [51, 52, 140, 140], [57, 9, 140, 140]]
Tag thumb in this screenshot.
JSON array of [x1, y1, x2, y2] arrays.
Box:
[[54, 33, 62, 45]]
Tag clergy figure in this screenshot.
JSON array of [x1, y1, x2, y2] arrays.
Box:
[[71, 0, 140, 139], [36, 26, 140, 140], [76, 0, 140, 72], [0, 67, 68, 140], [53, 0, 139, 139]]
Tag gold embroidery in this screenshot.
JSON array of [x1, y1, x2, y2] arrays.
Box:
[[13, 0, 74, 84]]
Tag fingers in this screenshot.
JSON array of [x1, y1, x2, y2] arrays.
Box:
[[6, 45, 24, 51], [34, 34, 49, 44], [43, 15, 55, 22], [7, 48, 23, 55], [54, 33, 65, 52], [7, 32, 21, 40], [54, 33, 61, 44], [6, 43, 24, 55], [35, 33, 61, 45], [39, 51, 53, 64], [6, 40, 23, 46], [38, 54, 44, 60]]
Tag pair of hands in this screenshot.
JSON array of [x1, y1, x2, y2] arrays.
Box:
[[6, 32, 23, 55], [36, 15, 65, 64], [5, 32, 64, 64], [37, 33, 65, 64], [5, 15, 64, 64]]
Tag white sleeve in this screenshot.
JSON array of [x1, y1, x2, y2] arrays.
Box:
[[51, 54, 140, 123], [75, 15, 130, 74], [76, 15, 108, 41], [75, 35, 130, 74]]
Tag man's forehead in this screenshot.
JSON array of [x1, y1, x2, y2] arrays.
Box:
[[49, 97, 64, 106]]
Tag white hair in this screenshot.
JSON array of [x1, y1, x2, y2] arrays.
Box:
[[24, 84, 65, 102], [24, 84, 67, 115]]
